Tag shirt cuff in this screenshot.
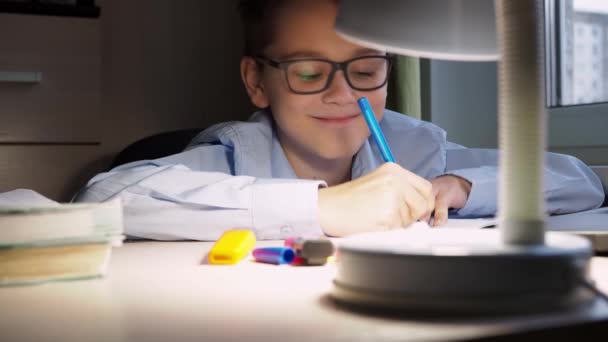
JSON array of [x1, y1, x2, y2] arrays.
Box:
[[443, 166, 497, 217], [251, 179, 327, 240]]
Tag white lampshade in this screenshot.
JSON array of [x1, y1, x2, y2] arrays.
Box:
[[334, 0, 497, 61]]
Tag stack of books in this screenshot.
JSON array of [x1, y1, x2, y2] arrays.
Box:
[[0, 190, 123, 286]]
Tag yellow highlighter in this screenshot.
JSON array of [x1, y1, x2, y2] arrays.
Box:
[[208, 229, 256, 265]]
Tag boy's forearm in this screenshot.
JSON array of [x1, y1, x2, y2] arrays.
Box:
[[443, 149, 605, 217], [77, 164, 326, 241]]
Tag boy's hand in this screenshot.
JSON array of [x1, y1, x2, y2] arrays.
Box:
[[318, 163, 435, 237], [426, 175, 472, 226]]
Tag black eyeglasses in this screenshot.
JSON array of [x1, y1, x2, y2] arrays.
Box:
[[255, 55, 393, 95]]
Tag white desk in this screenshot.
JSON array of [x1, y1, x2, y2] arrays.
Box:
[[1, 240, 608, 342]]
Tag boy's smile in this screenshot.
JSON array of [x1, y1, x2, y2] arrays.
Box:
[[310, 112, 360, 127]]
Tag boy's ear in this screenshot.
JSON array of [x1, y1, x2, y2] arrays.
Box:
[[240, 57, 270, 108]]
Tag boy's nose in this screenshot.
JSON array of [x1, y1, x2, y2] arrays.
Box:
[[322, 71, 357, 104]]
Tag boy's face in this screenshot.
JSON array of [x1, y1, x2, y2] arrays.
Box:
[[246, 0, 388, 162]]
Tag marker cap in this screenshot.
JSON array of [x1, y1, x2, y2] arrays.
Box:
[[253, 247, 295, 264]]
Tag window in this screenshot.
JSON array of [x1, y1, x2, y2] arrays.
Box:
[[546, 0, 608, 165], [548, 0, 608, 106]]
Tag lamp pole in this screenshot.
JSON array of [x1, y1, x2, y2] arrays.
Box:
[[496, 0, 547, 246]]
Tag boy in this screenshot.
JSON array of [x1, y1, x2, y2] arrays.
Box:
[[76, 0, 604, 240]]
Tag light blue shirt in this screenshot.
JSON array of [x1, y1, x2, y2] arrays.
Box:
[[76, 109, 605, 240]]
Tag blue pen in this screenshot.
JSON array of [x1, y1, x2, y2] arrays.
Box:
[[357, 97, 395, 163], [252, 247, 295, 265]]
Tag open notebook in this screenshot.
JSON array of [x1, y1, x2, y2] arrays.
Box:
[[437, 212, 608, 253], [434, 218, 497, 229]]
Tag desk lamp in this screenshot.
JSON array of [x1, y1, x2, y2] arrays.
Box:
[[332, 0, 594, 314]]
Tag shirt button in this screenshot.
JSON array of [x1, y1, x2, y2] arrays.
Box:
[[280, 225, 293, 235]]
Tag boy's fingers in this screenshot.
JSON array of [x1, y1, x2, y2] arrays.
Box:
[[401, 183, 432, 221], [398, 167, 434, 204], [399, 204, 413, 228], [422, 212, 432, 223], [432, 195, 449, 227]]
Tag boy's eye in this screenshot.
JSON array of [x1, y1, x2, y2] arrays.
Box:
[[297, 73, 322, 81], [351, 70, 376, 78]]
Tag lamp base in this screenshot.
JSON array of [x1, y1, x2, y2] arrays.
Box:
[[332, 229, 595, 315]]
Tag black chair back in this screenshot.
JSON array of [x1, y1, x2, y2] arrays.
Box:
[[109, 129, 203, 170]]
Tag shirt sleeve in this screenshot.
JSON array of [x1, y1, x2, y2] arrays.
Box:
[[75, 163, 326, 241], [441, 146, 604, 217]]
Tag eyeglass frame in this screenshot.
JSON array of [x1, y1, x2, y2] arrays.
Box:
[[254, 54, 394, 95]]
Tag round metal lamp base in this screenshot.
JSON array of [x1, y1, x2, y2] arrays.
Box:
[[332, 229, 594, 316]]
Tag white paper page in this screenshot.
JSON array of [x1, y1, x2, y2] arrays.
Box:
[[441, 218, 497, 229], [0, 189, 59, 208], [406, 219, 497, 230]]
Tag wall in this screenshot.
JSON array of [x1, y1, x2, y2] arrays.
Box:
[[425, 60, 498, 149], [99, 0, 252, 159], [424, 59, 608, 165]]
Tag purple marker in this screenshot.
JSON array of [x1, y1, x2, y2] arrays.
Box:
[[253, 247, 295, 265]]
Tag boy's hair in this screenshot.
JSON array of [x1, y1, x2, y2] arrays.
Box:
[[237, 0, 287, 57]]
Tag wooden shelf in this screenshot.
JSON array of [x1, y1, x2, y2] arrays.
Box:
[[0, 2, 100, 18]]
